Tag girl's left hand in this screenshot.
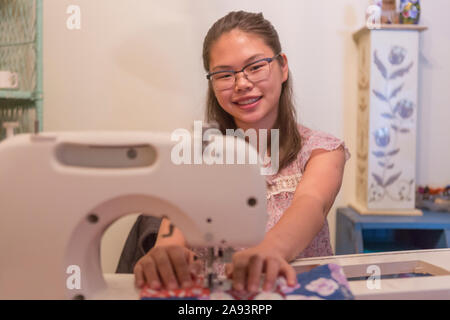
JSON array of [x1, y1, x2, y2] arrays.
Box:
[[225, 244, 298, 293]]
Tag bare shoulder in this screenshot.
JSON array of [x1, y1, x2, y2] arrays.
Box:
[[306, 145, 346, 170]]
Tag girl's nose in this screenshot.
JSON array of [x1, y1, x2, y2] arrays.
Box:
[[234, 72, 253, 92]]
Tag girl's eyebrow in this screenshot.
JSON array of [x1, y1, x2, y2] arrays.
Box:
[[212, 53, 265, 71]]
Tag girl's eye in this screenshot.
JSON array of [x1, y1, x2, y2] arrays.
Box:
[[248, 63, 265, 72], [215, 73, 233, 80]]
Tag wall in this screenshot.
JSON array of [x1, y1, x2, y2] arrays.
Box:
[[42, 0, 449, 273]]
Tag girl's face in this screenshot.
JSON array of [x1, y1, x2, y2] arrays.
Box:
[[209, 29, 289, 130]]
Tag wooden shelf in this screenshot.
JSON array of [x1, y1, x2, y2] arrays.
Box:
[[353, 24, 428, 42]]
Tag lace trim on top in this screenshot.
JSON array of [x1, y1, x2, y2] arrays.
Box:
[[266, 173, 302, 199]]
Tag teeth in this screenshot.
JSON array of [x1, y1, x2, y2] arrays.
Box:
[[237, 97, 260, 105]]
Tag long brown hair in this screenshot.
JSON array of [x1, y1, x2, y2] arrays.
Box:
[[202, 11, 301, 173]]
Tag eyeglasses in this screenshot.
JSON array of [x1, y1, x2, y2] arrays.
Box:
[[206, 53, 281, 91]]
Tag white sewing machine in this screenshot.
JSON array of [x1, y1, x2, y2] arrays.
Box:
[[1, 131, 449, 300], [0, 130, 268, 299]]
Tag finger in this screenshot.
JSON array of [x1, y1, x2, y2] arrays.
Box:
[[232, 257, 248, 292], [168, 247, 193, 288], [246, 255, 263, 293], [189, 260, 204, 277], [133, 262, 146, 289], [263, 258, 280, 292], [153, 248, 179, 290], [280, 263, 298, 287], [140, 257, 161, 290]]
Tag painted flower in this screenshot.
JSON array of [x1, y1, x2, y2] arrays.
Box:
[[374, 127, 391, 148], [394, 99, 414, 119], [389, 46, 407, 65], [305, 278, 339, 296]]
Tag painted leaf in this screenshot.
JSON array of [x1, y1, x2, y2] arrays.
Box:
[[387, 163, 394, 169], [400, 128, 410, 133], [381, 113, 395, 119], [378, 161, 386, 167], [387, 148, 400, 156], [391, 125, 399, 131], [390, 84, 404, 100], [372, 151, 385, 158], [390, 62, 414, 80], [374, 50, 387, 79], [384, 171, 402, 187], [372, 173, 384, 187], [373, 90, 388, 102]]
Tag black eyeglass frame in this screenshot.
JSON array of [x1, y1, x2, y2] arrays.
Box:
[[206, 53, 282, 81]]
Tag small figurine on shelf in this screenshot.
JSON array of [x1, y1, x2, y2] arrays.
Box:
[[416, 185, 450, 212], [399, 0, 421, 24], [381, 0, 399, 24]]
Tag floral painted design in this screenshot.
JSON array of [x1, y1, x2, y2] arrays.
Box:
[[395, 99, 414, 119], [389, 46, 406, 65], [370, 46, 415, 203]]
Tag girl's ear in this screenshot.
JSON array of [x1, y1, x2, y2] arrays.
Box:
[[279, 53, 289, 83]]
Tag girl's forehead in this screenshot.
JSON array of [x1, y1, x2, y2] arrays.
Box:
[[209, 29, 274, 70]]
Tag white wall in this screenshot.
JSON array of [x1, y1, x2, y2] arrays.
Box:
[[42, 0, 450, 273]]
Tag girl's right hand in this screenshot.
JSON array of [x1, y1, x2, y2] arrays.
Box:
[[133, 245, 202, 290]]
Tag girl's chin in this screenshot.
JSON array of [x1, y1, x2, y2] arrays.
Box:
[[233, 112, 266, 126]]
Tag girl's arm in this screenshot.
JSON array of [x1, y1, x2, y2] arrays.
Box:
[[263, 146, 347, 261], [154, 217, 188, 247], [230, 146, 347, 291]]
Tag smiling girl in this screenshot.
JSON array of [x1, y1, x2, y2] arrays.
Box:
[[134, 11, 351, 294]]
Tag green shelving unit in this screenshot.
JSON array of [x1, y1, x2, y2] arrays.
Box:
[[0, 0, 42, 141]]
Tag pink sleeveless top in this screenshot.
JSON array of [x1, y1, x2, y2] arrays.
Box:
[[192, 124, 351, 273]]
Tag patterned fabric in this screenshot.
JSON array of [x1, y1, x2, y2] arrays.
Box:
[[192, 124, 351, 275], [140, 263, 354, 300]]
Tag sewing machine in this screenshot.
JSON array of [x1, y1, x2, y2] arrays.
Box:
[[0, 130, 268, 299], [1, 131, 449, 300]]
